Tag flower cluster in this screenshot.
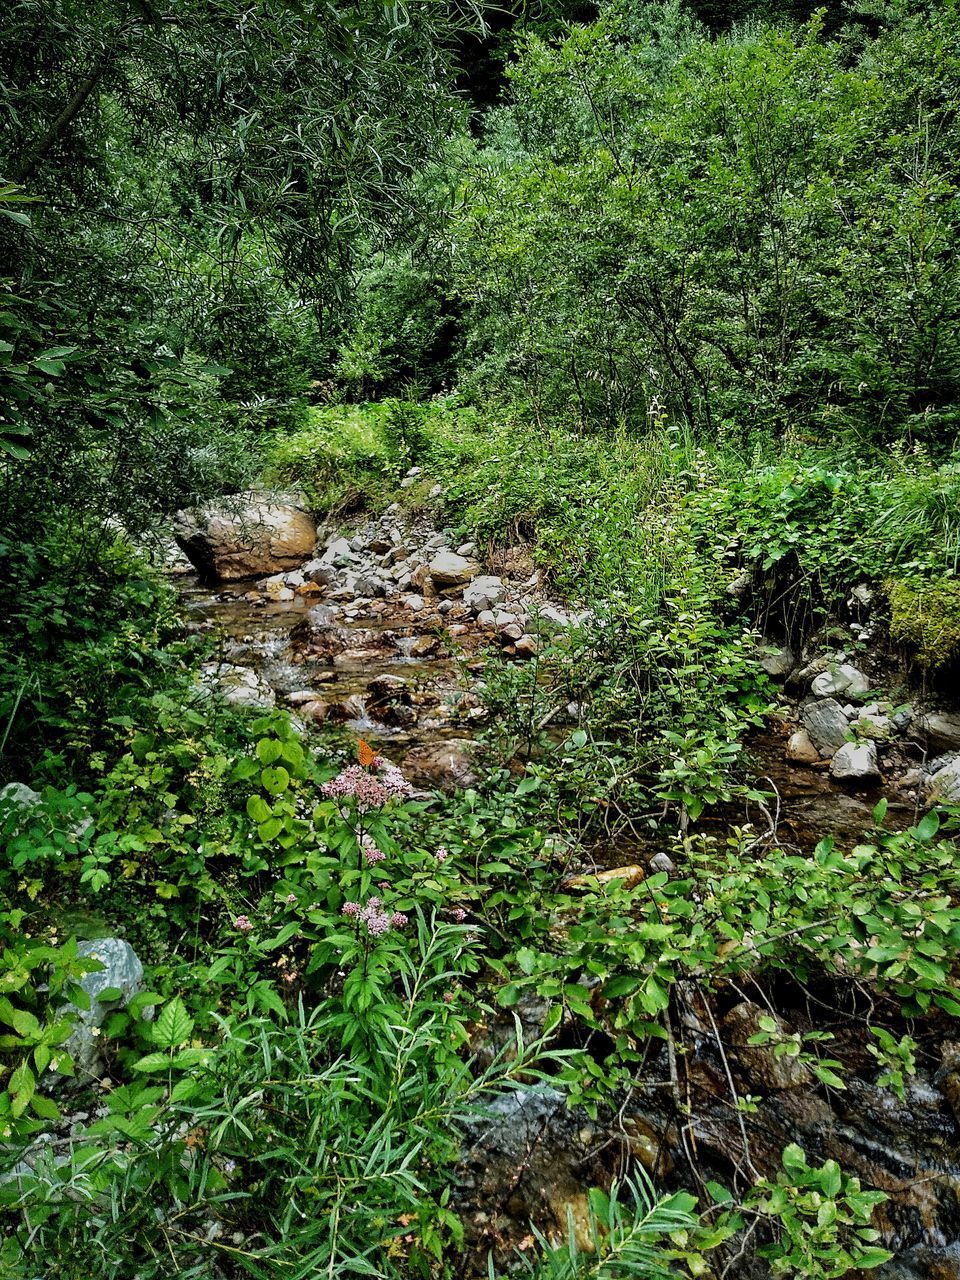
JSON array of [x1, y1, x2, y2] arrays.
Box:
[[361, 834, 385, 866], [341, 896, 409, 936], [321, 757, 413, 809], [234, 914, 253, 934]]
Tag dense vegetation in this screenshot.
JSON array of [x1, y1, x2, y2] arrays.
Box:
[[2, 0, 960, 1276]]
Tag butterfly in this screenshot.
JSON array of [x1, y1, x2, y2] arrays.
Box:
[[357, 738, 376, 768]]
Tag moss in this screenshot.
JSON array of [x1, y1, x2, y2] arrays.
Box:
[[886, 577, 960, 669]]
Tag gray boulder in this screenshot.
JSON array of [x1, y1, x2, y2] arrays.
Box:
[[65, 939, 146, 1080], [810, 663, 870, 698], [926, 759, 960, 805], [830, 741, 880, 783], [761, 646, 796, 680], [918, 712, 960, 755], [801, 698, 850, 757], [463, 575, 505, 613]]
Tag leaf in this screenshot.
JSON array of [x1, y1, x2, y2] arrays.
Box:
[[872, 797, 888, 825], [260, 765, 290, 795], [153, 997, 193, 1049], [914, 810, 940, 842], [256, 738, 282, 766], [246, 795, 271, 823], [33, 358, 64, 376], [29, 1093, 59, 1121], [857, 1248, 894, 1269], [133, 1051, 173, 1073]]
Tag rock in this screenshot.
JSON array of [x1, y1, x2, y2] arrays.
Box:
[[856, 710, 891, 740], [200, 662, 276, 709], [786, 728, 820, 764], [428, 551, 481, 587], [568, 865, 645, 891], [402, 740, 477, 791], [321, 536, 355, 566], [303, 560, 338, 588], [476, 609, 496, 628], [174, 497, 316, 581], [801, 698, 850, 758], [830, 741, 880, 783], [926, 758, 960, 804], [918, 712, 960, 754], [64, 939, 145, 1080], [457, 542, 476, 557], [760, 646, 795, 679], [514, 634, 539, 659], [723, 1001, 812, 1091], [354, 575, 386, 598], [648, 852, 676, 875], [810, 663, 870, 698], [404, 594, 425, 613], [499, 622, 524, 643], [463, 575, 505, 613], [727, 570, 752, 599], [0, 782, 41, 815]]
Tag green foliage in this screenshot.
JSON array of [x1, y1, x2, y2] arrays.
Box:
[[746, 1145, 892, 1278]]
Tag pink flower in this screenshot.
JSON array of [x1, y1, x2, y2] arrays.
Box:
[[436, 847, 449, 864], [364, 909, 392, 937], [234, 915, 253, 933], [341, 901, 361, 918], [443, 991, 455, 1004], [321, 757, 412, 810], [285, 893, 297, 905], [391, 912, 408, 928], [361, 835, 385, 866], [449, 908, 467, 923]]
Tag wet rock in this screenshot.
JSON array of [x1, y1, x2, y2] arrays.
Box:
[[801, 698, 850, 757], [200, 662, 276, 709], [926, 758, 960, 804], [402, 740, 477, 791], [64, 939, 146, 1080], [811, 663, 870, 698], [464, 575, 506, 613], [723, 1001, 812, 1090], [830, 741, 880, 783], [174, 497, 316, 582], [786, 727, 820, 764], [299, 700, 329, 723], [428, 551, 481, 587]]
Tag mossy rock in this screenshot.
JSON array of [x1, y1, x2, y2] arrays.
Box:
[[886, 577, 960, 669]]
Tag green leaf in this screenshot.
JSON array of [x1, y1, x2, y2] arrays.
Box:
[[256, 738, 282, 766], [133, 1051, 173, 1073], [260, 765, 290, 795], [153, 997, 193, 1050], [914, 810, 940, 842], [246, 795, 272, 823]]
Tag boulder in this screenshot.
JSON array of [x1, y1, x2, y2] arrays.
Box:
[[785, 728, 820, 764], [65, 939, 146, 1080], [918, 712, 960, 755], [402, 740, 478, 791], [801, 698, 850, 758], [723, 1001, 812, 1091], [463, 575, 505, 613], [926, 758, 960, 805], [200, 662, 276, 709], [174, 496, 315, 581], [427, 552, 481, 587], [760, 646, 796, 680], [830, 741, 880, 783], [0, 782, 41, 815], [810, 663, 870, 698]]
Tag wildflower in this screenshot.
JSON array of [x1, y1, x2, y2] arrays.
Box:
[[361, 834, 385, 866], [285, 892, 297, 905], [341, 901, 361, 918], [283, 971, 298, 984], [234, 914, 254, 933], [436, 846, 449, 863], [223, 1160, 237, 1175], [364, 909, 392, 937], [443, 991, 455, 1004], [449, 907, 467, 923], [390, 912, 408, 928]]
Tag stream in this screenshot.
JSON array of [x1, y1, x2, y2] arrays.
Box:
[[172, 509, 960, 1279]]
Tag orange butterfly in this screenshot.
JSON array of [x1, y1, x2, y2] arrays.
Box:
[[357, 738, 376, 768]]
